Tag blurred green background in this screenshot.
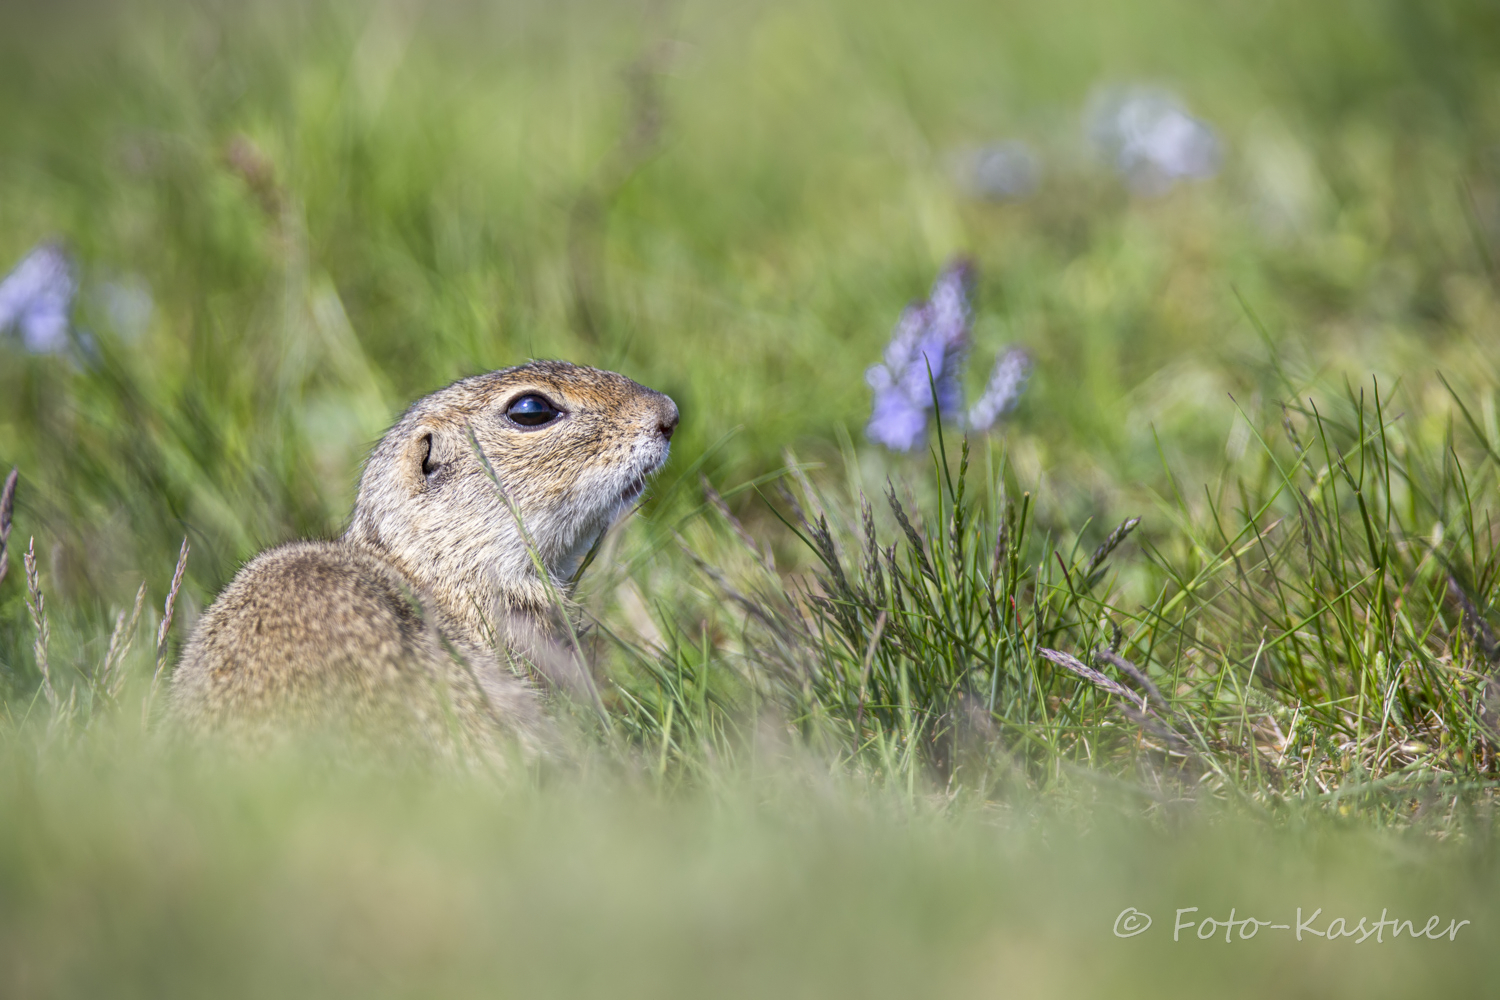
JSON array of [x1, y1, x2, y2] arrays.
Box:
[[3, 0, 1500, 996], [4, 0, 1497, 604]]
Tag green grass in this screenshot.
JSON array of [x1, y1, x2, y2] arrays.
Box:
[[4, 0, 1500, 995], [5, 737, 1500, 1000]]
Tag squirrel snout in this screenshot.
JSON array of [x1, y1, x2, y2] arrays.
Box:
[[656, 397, 680, 442]]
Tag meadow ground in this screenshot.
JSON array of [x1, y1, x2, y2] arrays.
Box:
[[3, 0, 1500, 995]]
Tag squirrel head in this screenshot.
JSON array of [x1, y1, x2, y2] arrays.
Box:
[[346, 361, 678, 639]]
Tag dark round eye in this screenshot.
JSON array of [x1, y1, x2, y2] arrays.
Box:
[[506, 393, 562, 427]]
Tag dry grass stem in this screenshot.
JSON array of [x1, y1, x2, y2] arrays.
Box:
[[23, 537, 56, 711], [143, 537, 190, 723], [100, 581, 148, 701], [1037, 648, 1145, 711], [0, 467, 15, 589], [852, 610, 888, 738]]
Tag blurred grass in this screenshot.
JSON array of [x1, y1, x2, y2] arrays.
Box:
[[4, 0, 1500, 994], [3, 732, 1500, 999], [4, 0, 1499, 602]]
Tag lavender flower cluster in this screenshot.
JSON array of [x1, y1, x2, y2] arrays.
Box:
[[1086, 85, 1220, 196], [957, 82, 1221, 203], [865, 261, 1030, 452], [0, 243, 154, 358], [0, 244, 75, 355]]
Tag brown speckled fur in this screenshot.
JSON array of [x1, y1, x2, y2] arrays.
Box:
[[170, 361, 678, 763]]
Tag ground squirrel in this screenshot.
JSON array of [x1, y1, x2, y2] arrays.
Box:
[[170, 361, 679, 762]]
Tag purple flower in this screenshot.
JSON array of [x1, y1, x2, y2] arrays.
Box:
[[966, 347, 1031, 431], [963, 141, 1042, 201], [865, 261, 974, 451], [866, 261, 1031, 451], [865, 378, 930, 452], [0, 244, 75, 354], [98, 278, 154, 342], [922, 262, 972, 415], [1087, 85, 1220, 196]]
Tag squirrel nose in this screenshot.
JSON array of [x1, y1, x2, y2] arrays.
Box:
[[657, 397, 680, 441]]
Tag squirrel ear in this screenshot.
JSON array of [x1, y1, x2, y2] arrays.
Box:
[[400, 426, 445, 489], [418, 433, 436, 477]]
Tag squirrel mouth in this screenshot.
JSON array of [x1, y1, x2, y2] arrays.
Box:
[[620, 449, 667, 505], [619, 475, 647, 503]]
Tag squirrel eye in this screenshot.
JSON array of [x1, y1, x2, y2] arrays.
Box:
[[506, 393, 562, 427]]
